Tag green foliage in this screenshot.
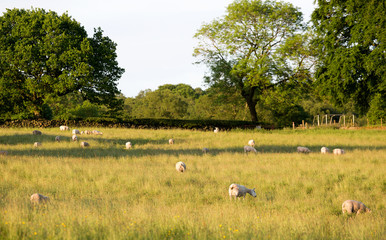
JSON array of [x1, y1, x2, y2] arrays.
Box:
[[68, 100, 101, 119], [367, 93, 386, 124]]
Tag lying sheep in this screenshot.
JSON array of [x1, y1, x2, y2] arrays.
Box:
[[169, 139, 174, 145], [55, 136, 60, 142], [80, 141, 89, 147], [244, 145, 257, 153], [214, 127, 219, 133], [333, 149, 345, 155], [92, 130, 103, 135], [0, 150, 8, 156], [175, 161, 186, 172], [34, 142, 42, 148], [72, 129, 80, 135], [321, 147, 329, 154], [30, 193, 50, 204], [229, 183, 257, 199], [72, 135, 78, 141], [248, 139, 255, 147], [342, 200, 371, 215], [32, 130, 42, 135], [297, 146, 311, 153], [84, 130, 91, 135], [59, 125, 69, 131], [126, 142, 132, 149], [202, 148, 209, 153]]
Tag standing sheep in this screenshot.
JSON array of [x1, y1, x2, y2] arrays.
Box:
[[59, 126, 69, 131], [321, 147, 329, 154], [30, 193, 50, 204], [72, 135, 78, 141], [333, 149, 345, 155], [34, 142, 42, 148], [248, 139, 255, 147], [72, 129, 80, 135], [175, 161, 186, 172], [244, 145, 257, 153], [229, 183, 257, 199], [202, 148, 209, 154], [32, 130, 42, 135], [297, 146, 311, 153], [84, 130, 91, 135], [55, 136, 61, 142], [169, 139, 174, 145], [126, 142, 132, 149], [80, 141, 89, 147], [214, 127, 219, 133], [342, 200, 371, 215]]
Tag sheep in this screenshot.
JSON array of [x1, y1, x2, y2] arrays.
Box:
[[72, 129, 80, 135], [92, 130, 103, 135], [81, 131, 85, 135], [0, 150, 8, 156], [84, 130, 91, 135], [80, 141, 89, 147], [342, 200, 371, 215], [214, 127, 219, 133], [229, 183, 257, 199], [248, 139, 255, 147], [175, 161, 186, 172], [169, 139, 174, 145], [321, 147, 329, 154], [30, 193, 50, 204], [33, 142, 41, 148], [126, 142, 132, 149], [244, 145, 257, 153], [297, 146, 311, 153], [32, 130, 42, 135], [202, 148, 209, 153], [55, 136, 60, 142], [333, 148, 345, 155], [59, 125, 69, 131], [72, 135, 78, 141]]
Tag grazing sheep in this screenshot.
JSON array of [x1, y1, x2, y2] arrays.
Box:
[[333, 148, 345, 155], [59, 125, 69, 131], [55, 136, 60, 142], [30, 193, 50, 204], [342, 200, 371, 215], [297, 146, 311, 153], [169, 139, 174, 145], [175, 161, 186, 172], [214, 127, 219, 133], [32, 130, 42, 135], [126, 142, 132, 149], [248, 139, 255, 147], [321, 147, 329, 154], [202, 148, 209, 153], [72, 129, 80, 135], [84, 130, 91, 135], [0, 150, 8, 156], [244, 145, 257, 153], [80, 141, 89, 147], [92, 130, 103, 135], [229, 183, 257, 199], [33, 142, 41, 148], [72, 135, 78, 141]]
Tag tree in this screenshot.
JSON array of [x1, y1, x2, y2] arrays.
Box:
[[0, 8, 124, 118], [193, 0, 308, 122], [311, 0, 385, 115]]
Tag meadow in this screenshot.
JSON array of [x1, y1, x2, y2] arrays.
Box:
[[0, 127, 385, 239]]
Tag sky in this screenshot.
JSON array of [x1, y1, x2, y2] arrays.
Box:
[[0, 0, 316, 98]]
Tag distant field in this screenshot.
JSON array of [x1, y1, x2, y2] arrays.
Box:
[[0, 128, 385, 239]]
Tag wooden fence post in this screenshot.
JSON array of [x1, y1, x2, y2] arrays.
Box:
[[292, 122, 295, 130]]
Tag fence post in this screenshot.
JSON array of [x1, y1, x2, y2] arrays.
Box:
[[317, 115, 320, 126], [325, 114, 328, 125], [292, 122, 295, 130], [353, 115, 355, 126]]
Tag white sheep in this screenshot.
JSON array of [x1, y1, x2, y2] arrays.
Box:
[[30, 193, 50, 204], [84, 130, 91, 135], [32, 130, 42, 135], [0, 150, 8, 155], [169, 139, 174, 145], [202, 148, 209, 153], [175, 161, 186, 172], [321, 147, 329, 154], [81, 131, 85, 135], [297, 146, 311, 153], [72, 129, 80, 135], [92, 130, 103, 135], [33, 142, 42, 148], [244, 145, 257, 153], [80, 141, 89, 147], [342, 200, 371, 215], [72, 135, 78, 141], [214, 127, 219, 133], [55, 136, 60, 142], [333, 148, 345, 155], [248, 139, 255, 147], [126, 142, 132, 149], [229, 183, 257, 199], [59, 125, 69, 131]]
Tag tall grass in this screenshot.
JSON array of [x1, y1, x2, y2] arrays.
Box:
[[0, 128, 385, 239]]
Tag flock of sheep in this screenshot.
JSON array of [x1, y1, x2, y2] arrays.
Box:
[[13, 125, 370, 215]]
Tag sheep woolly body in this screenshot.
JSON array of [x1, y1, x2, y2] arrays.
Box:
[[80, 142, 90, 147], [214, 127, 219, 133], [248, 139, 255, 147], [30, 193, 50, 204], [72, 129, 80, 135], [126, 142, 132, 149], [55, 136, 60, 142], [333, 148, 345, 155], [169, 139, 174, 145], [32, 130, 42, 135], [321, 147, 329, 154], [59, 126, 69, 131], [297, 146, 311, 153], [229, 184, 257, 199], [202, 148, 209, 153], [34, 142, 41, 147], [244, 145, 257, 153], [342, 200, 371, 215], [72, 135, 78, 141], [175, 161, 186, 172]]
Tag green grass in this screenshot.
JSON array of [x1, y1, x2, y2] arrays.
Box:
[[0, 128, 385, 239]]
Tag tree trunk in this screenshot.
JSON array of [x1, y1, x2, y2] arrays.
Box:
[[241, 87, 258, 122]]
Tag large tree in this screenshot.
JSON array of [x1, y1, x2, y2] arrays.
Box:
[[0, 8, 124, 118], [312, 0, 385, 116], [193, 0, 310, 122]]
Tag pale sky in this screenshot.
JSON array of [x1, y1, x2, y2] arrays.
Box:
[[0, 0, 316, 97]]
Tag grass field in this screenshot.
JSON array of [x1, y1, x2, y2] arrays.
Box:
[[0, 127, 385, 239]]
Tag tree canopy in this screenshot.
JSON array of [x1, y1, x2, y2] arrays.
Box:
[[0, 8, 124, 119]]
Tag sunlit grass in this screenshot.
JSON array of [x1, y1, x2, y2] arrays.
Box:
[[0, 127, 385, 239]]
